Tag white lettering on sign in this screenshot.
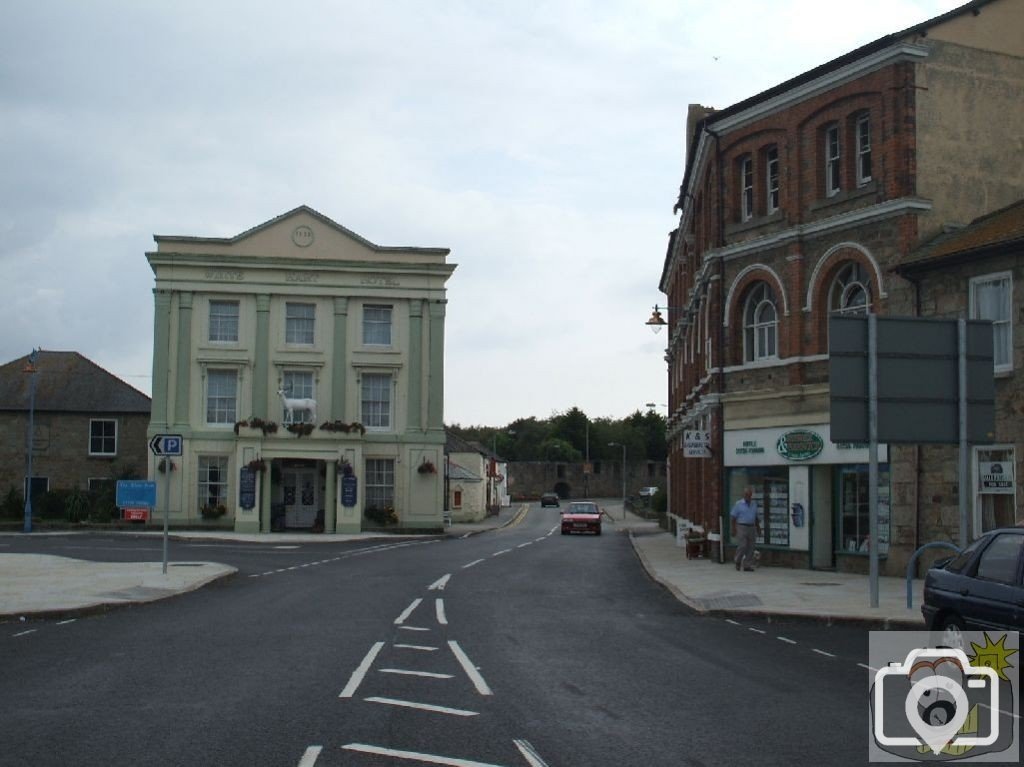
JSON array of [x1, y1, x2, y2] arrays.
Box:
[[361, 276, 400, 288], [285, 272, 319, 283], [205, 269, 243, 281]]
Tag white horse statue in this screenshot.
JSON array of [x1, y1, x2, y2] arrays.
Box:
[[277, 389, 317, 424]]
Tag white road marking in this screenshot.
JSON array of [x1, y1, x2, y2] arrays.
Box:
[[276, 569, 287, 573], [56, 619, 76, 626], [13, 630, 37, 638], [274, 545, 300, 550], [297, 745, 322, 766], [448, 640, 493, 695], [399, 626, 430, 632], [342, 743, 501, 766], [517, 542, 532, 548], [492, 549, 512, 557], [365, 697, 479, 717], [979, 702, 1022, 721], [262, 571, 275, 576], [513, 739, 550, 767], [777, 636, 797, 645], [395, 644, 438, 651], [857, 663, 878, 672], [428, 574, 451, 591], [534, 537, 546, 543], [248, 574, 261, 578], [394, 598, 423, 625], [748, 628, 766, 635], [380, 668, 454, 679], [462, 559, 485, 569], [436, 598, 448, 625], [460, 532, 473, 539], [725, 619, 741, 626], [812, 648, 836, 658], [339, 641, 384, 698]]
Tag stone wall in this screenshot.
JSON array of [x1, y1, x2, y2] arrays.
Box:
[[507, 460, 666, 500]]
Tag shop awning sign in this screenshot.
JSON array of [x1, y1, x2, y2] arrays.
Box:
[[980, 461, 1015, 494], [683, 430, 711, 458]]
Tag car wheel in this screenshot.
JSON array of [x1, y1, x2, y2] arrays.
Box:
[[939, 614, 966, 647]]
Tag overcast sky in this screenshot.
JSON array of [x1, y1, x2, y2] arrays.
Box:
[[1, 0, 965, 426]]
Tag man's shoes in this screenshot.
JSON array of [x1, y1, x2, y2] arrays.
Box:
[[735, 561, 741, 571], [743, 567, 755, 572]]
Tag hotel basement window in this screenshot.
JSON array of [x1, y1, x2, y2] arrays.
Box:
[[89, 419, 117, 456], [285, 303, 315, 345], [209, 300, 239, 343]]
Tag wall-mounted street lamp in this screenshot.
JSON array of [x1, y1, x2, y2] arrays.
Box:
[[645, 305, 691, 334], [23, 349, 39, 533]]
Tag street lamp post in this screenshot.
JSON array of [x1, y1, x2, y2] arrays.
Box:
[[608, 442, 626, 520], [23, 349, 39, 533]]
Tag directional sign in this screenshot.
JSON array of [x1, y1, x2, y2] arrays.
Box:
[[149, 434, 183, 456], [116, 480, 157, 508]]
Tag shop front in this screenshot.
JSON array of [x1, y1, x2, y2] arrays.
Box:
[[724, 425, 890, 572]]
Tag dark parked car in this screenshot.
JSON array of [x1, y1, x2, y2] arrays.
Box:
[[540, 492, 560, 508], [922, 527, 1024, 641], [560, 501, 602, 535]]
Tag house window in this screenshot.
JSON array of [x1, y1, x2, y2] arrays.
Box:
[[363, 305, 393, 346], [743, 282, 778, 362], [765, 147, 779, 214], [206, 369, 238, 424], [970, 273, 1013, 372], [829, 262, 872, 315], [281, 370, 315, 423], [740, 156, 753, 221], [361, 373, 392, 430], [824, 124, 840, 197], [365, 458, 395, 512], [209, 301, 239, 343], [285, 303, 315, 345], [89, 419, 117, 456], [198, 456, 229, 512], [855, 112, 872, 186]]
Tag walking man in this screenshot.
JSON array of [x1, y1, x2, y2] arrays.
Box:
[[730, 486, 760, 571]]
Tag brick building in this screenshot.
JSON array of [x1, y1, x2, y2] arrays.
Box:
[[0, 351, 151, 504], [658, 0, 1023, 574]]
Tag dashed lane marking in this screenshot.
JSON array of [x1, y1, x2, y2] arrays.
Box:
[[812, 648, 836, 658], [395, 644, 438, 651], [380, 668, 454, 679], [436, 598, 448, 625], [514, 739, 550, 767], [748, 628, 766, 635], [777, 636, 797, 645], [56, 619, 76, 626], [492, 549, 512, 557], [342, 743, 501, 766], [365, 697, 479, 717], [339, 641, 384, 698], [399, 626, 430, 632], [517, 542, 532, 548], [297, 745, 322, 767], [13, 629, 37, 638], [448, 640, 493, 696], [462, 559, 485, 569]]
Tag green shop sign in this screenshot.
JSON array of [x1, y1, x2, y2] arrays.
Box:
[[776, 430, 823, 461]]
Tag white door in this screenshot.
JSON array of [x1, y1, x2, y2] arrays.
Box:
[[283, 468, 318, 528]]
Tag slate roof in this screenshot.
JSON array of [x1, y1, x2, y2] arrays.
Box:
[[0, 351, 151, 414], [448, 460, 483, 482], [896, 198, 1024, 274]]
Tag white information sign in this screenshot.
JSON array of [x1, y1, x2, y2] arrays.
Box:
[[683, 430, 711, 458], [979, 461, 1015, 494]]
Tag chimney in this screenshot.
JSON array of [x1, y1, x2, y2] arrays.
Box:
[[686, 104, 716, 148]]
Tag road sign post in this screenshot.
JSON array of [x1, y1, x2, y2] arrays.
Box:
[[149, 434, 183, 574]]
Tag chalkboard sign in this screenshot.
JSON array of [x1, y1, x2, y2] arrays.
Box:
[[239, 467, 257, 510], [341, 474, 358, 508]]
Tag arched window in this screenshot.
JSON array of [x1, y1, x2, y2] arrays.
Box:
[[829, 262, 871, 315], [743, 282, 778, 361]]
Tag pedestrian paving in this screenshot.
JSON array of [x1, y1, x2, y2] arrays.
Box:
[[0, 501, 926, 626]]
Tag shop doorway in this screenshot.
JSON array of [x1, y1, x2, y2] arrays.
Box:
[[282, 467, 319, 529], [810, 465, 834, 569]]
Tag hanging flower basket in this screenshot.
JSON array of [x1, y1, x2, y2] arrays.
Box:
[[417, 460, 437, 475], [246, 458, 266, 473]]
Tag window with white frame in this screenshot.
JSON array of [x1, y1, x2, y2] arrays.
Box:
[[740, 156, 753, 221], [365, 458, 395, 511], [766, 146, 779, 214], [285, 303, 315, 345], [209, 300, 239, 343], [855, 112, 872, 186], [824, 124, 840, 197], [363, 305, 393, 346], [743, 282, 778, 362], [198, 456, 229, 512], [89, 419, 117, 456], [280, 370, 315, 423], [361, 372, 392, 430], [206, 369, 238, 424], [970, 272, 1013, 372], [829, 261, 872, 315]]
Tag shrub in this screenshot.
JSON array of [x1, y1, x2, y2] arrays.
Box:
[[1, 487, 23, 519]]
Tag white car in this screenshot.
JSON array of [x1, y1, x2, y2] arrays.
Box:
[[638, 487, 659, 497]]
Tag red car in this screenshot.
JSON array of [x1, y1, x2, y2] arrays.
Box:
[[560, 501, 602, 535]]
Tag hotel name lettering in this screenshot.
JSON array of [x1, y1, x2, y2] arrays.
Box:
[[361, 276, 401, 287], [285, 272, 319, 283], [205, 269, 244, 281]]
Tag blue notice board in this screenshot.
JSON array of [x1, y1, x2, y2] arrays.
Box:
[[239, 468, 257, 510], [341, 475, 358, 507], [116, 480, 157, 508]]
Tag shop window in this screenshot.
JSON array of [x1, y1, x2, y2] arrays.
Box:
[[837, 465, 890, 555], [728, 468, 789, 547]]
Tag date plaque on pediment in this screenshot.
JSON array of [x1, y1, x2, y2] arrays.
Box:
[[292, 225, 315, 248]]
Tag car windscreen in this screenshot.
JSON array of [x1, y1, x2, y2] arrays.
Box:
[[567, 504, 597, 515]]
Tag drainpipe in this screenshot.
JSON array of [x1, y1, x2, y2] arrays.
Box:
[[706, 125, 728, 547]]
